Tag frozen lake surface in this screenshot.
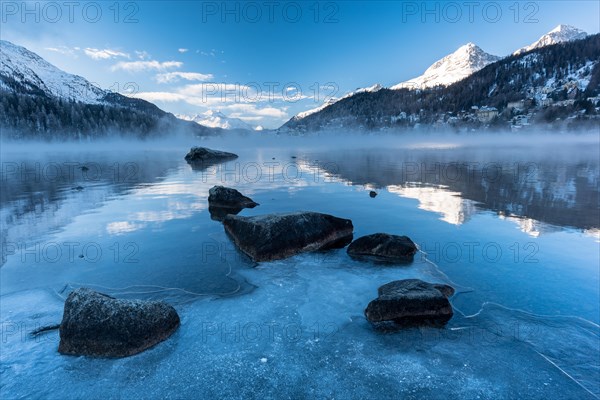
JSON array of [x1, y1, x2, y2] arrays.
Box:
[[1, 135, 599, 399]]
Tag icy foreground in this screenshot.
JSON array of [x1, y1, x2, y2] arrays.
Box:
[[1, 253, 598, 399]]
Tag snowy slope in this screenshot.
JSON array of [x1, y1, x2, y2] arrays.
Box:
[[177, 110, 255, 130], [0, 40, 106, 103], [391, 43, 501, 90], [514, 25, 587, 55], [292, 83, 383, 121]]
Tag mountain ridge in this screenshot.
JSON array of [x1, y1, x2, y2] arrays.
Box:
[[390, 43, 501, 90], [177, 110, 256, 130], [281, 33, 600, 132], [288, 25, 590, 124], [0, 40, 219, 140], [514, 24, 588, 55]]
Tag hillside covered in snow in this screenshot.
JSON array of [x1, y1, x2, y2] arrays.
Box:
[[282, 34, 600, 132], [287, 25, 591, 128], [0, 40, 218, 140]]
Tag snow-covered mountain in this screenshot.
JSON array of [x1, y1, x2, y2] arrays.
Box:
[[291, 83, 383, 121], [177, 110, 256, 130], [288, 24, 590, 124], [514, 25, 587, 55], [292, 42, 502, 122], [0, 40, 218, 139], [0, 40, 106, 103], [391, 43, 501, 90], [281, 32, 599, 132], [290, 43, 501, 119]]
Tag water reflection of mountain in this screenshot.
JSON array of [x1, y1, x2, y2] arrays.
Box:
[[309, 147, 599, 232], [1, 151, 182, 265]]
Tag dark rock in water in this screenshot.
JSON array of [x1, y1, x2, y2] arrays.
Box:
[[223, 212, 354, 261], [209, 205, 244, 222], [208, 186, 259, 221], [72, 186, 84, 191], [184, 146, 238, 162], [347, 233, 417, 263], [184, 147, 238, 171], [208, 186, 258, 209], [365, 279, 454, 327], [58, 288, 180, 358], [369, 191, 377, 198]]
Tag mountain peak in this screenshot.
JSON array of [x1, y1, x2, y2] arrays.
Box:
[[202, 110, 227, 118], [550, 24, 583, 34], [462, 42, 478, 49], [391, 43, 500, 90], [514, 24, 587, 55], [177, 110, 254, 130]]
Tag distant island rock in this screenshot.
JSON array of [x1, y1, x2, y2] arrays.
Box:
[[184, 147, 238, 164]]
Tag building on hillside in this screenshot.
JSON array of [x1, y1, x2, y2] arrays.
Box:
[[476, 106, 499, 123]]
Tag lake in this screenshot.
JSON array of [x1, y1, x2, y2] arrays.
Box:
[[1, 133, 599, 399]]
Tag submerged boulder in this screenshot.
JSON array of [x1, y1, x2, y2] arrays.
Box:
[[223, 212, 353, 261], [184, 147, 238, 170], [58, 288, 180, 358], [365, 279, 454, 327], [347, 233, 417, 263]]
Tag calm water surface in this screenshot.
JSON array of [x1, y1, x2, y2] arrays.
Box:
[[1, 135, 599, 399]]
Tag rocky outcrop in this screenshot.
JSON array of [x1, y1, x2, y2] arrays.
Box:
[[58, 288, 180, 358], [223, 212, 353, 261], [347, 233, 417, 263], [365, 279, 454, 328]]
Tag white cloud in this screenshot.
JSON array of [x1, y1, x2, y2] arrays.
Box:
[[155, 72, 213, 84], [177, 83, 253, 98], [135, 50, 150, 60], [84, 48, 129, 60], [111, 60, 183, 72], [178, 48, 189, 53], [133, 92, 187, 102], [225, 103, 288, 119], [45, 46, 77, 56], [128, 82, 292, 126]]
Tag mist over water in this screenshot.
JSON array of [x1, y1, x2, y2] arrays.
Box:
[[2, 129, 599, 153]]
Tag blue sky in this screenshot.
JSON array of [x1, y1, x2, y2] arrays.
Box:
[[2, 1, 599, 128]]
